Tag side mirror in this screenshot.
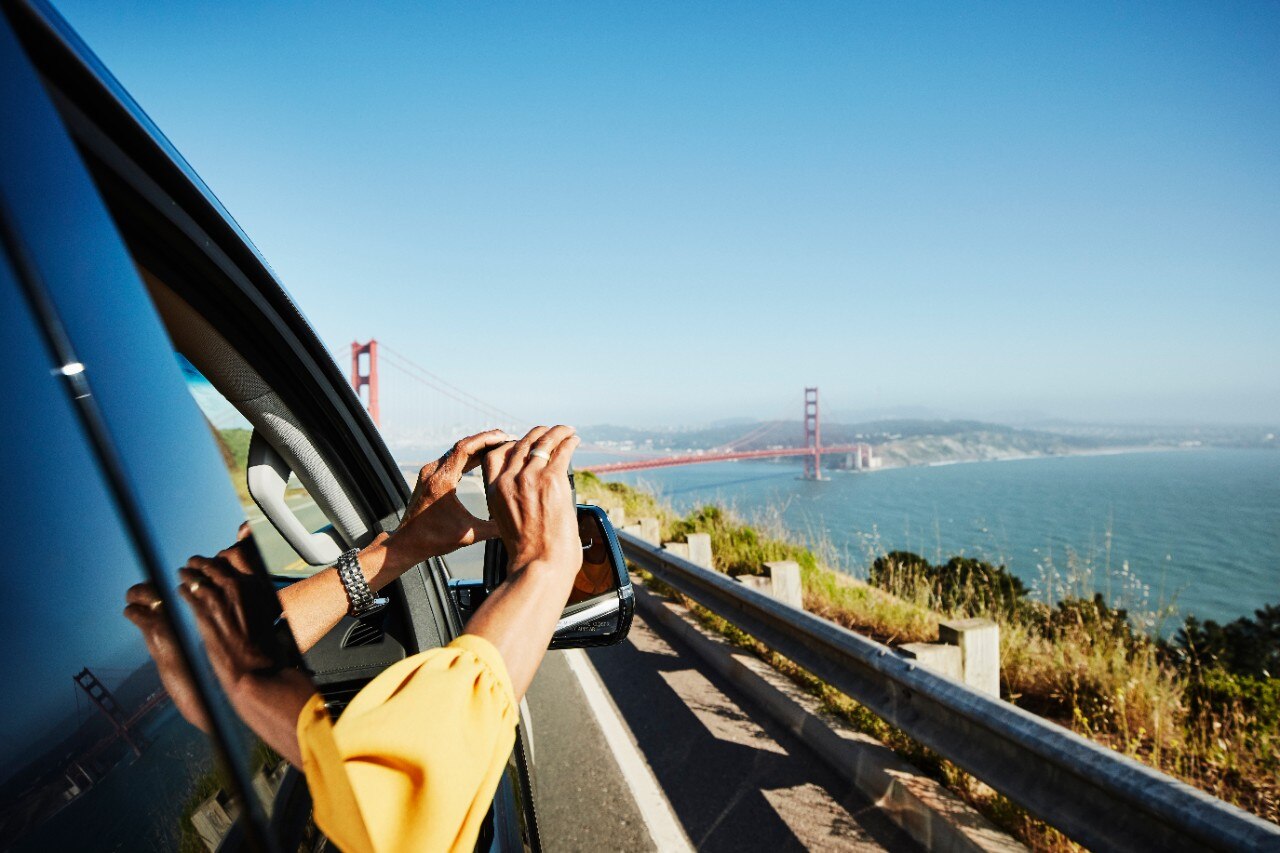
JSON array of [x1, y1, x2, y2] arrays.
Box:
[[481, 505, 634, 649]]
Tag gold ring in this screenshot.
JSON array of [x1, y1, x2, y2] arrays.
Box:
[[187, 581, 201, 593], [148, 599, 163, 611], [529, 449, 551, 462]]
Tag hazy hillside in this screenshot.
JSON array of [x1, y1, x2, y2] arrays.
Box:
[[579, 418, 1274, 470]]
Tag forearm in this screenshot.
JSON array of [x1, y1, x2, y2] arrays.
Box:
[[462, 560, 577, 702], [230, 668, 316, 768], [279, 533, 418, 652]]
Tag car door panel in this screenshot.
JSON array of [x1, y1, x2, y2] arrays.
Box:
[[3, 1, 542, 847], [0, 13, 282, 848]]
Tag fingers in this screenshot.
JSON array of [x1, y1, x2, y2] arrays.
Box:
[[503, 425, 551, 472], [123, 602, 151, 627], [185, 556, 235, 595], [429, 429, 513, 486], [178, 565, 214, 601], [178, 565, 224, 622], [484, 424, 576, 481], [527, 426, 576, 471], [125, 581, 162, 606], [453, 429, 517, 477], [123, 582, 166, 626], [481, 440, 516, 484], [216, 540, 255, 575], [548, 433, 580, 474], [484, 426, 549, 483]]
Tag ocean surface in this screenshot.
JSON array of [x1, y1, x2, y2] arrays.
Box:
[[583, 448, 1279, 630]]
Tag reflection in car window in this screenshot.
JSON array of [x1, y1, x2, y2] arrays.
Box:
[[179, 355, 329, 579], [0, 268, 227, 852]]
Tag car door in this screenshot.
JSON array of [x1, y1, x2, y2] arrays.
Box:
[[2, 1, 539, 849], [0, 10, 281, 851]]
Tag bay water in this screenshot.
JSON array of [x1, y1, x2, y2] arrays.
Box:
[[587, 448, 1279, 630]]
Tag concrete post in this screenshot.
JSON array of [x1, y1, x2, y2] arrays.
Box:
[[637, 517, 660, 545], [899, 643, 963, 682], [661, 541, 690, 559], [686, 533, 713, 568], [191, 790, 240, 852], [763, 560, 804, 610], [606, 506, 627, 528], [939, 618, 1001, 697]]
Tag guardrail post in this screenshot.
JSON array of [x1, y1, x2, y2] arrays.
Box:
[[620, 517, 660, 545], [662, 541, 690, 559], [899, 643, 964, 681], [686, 533, 713, 568], [606, 506, 626, 528], [939, 618, 1001, 697], [751, 560, 803, 610]]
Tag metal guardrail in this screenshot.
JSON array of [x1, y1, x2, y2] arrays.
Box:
[[619, 531, 1280, 853]]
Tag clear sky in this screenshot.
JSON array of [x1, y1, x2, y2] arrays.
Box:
[[54, 1, 1280, 429]]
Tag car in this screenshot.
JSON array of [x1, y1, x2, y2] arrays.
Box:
[[0, 2, 630, 850]]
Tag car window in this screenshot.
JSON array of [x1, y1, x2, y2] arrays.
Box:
[[0, 260, 235, 853], [179, 354, 334, 580], [2, 16, 325, 848]]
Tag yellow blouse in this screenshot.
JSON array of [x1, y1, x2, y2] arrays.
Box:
[[296, 634, 518, 853]]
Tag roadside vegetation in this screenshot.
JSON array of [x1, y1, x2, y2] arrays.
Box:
[[575, 471, 1280, 850]]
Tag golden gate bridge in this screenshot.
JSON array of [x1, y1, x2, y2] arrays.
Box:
[[349, 339, 873, 480]]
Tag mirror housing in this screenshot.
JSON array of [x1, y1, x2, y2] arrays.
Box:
[[474, 505, 634, 649]]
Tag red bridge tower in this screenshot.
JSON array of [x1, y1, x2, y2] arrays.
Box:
[[804, 386, 822, 480], [351, 340, 380, 426]]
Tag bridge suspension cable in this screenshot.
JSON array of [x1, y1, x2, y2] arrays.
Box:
[[378, 345, 523, 428], [717, 420, 786, 451]]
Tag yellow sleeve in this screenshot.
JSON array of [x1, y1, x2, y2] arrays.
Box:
[[296, 634, 519, 853]]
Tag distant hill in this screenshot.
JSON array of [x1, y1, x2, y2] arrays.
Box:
[[579, 418, 1275, 470]]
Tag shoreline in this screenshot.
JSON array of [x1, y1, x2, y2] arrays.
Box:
[[898, 443, 1186, 472]]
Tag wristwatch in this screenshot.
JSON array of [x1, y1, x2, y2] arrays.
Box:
[[336, 548, 386, 618]]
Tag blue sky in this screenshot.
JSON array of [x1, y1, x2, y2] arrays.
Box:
[[55, 1, 1280, 429]]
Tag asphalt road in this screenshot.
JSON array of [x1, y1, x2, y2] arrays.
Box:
[[269, 475, 918, 851], [572, 612, 919, 852]]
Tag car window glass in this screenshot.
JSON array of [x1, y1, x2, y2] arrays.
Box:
[[0, 263, 232, 853]]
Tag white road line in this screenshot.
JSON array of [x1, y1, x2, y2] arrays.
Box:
[[563, 648, 694, 853]]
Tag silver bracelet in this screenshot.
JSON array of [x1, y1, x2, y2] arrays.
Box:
[[336, 548, 383, 617]]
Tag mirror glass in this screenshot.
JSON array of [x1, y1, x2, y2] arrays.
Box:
[[551, 506, 634, 647], [569, 509, 620, 604]]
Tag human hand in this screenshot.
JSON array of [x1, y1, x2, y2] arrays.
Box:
[[177, 551, 287, 695], [178, 546, 313, 767], [121, 526, 262, 734], [387, 429, 513, 566], [482, 425, 581, 573], [123, 581, 212, 733]]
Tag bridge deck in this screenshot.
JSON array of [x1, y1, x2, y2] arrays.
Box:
[[581, 444, 870, 475]]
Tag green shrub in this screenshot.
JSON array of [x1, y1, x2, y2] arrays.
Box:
[[1174, 605, 1280, 679], [869, 550, 1030, 619]]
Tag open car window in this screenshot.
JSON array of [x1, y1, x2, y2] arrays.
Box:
[[179, 355, 333, 579]]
